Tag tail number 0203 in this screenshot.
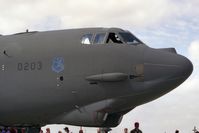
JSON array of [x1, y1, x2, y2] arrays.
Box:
[[17, 62, 42, 71]]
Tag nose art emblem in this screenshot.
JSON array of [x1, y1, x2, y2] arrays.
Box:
[[52, 57, 64, 73]]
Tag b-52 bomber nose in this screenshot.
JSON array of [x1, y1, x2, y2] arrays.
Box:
[[144, 48, 193, 84], [174, 54, 193, 78]]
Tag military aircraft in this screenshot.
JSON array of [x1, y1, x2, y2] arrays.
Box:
[[0, 28, 193, 133]]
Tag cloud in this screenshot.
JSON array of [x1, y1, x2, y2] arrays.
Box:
[[188, 41, 199, 66], [0, 0, 181, 34], [0, 0, 198, 36], [0, 0, 198, 35]]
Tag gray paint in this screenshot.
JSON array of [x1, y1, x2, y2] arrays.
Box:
[[0, 28, 193, 130]]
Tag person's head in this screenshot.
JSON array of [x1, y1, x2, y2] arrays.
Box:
[[124, 128, 128, 133], [134, 122, 139, 129], [64, 127, 69, 133], [97, 129, 100, 133], [9, 128, 16, 133], [4, 127, 8, 131], [175, 130, 179, 133], [79, 129, 83, 133], [58, 131, 62, 133], [21, 128, 26, 133], [46, 128, 50, 133]]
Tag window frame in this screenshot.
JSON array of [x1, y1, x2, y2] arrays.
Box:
[[81, 33, 94, 45], [93, 33, 107, 44], [119, 32, 142, 45]]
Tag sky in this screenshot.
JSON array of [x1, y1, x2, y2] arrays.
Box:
[[0, 0, 198, 133]]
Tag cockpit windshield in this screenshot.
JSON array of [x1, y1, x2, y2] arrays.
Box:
[[119, 32, 142, 45], [81, 30, 143, 45], [106, 32, 122, 44]]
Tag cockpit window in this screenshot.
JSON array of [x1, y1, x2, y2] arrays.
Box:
[[119, 32, 141, 45], [94, 33, 106, 44], [81, 34, 93, 44], [106, 33, 122, 44]]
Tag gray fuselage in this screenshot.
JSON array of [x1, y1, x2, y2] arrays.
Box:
[[0, 28, 193, 128]]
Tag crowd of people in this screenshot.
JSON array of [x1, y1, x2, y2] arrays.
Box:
[[41, 122, 199, 133], [0, 123, 198, 133], [41, 127, 82, 133], [0, 127, 26, 133], [41, 122, 196, 133]]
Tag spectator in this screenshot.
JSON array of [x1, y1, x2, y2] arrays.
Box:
[[175, 130, 179, 133], [9, 128, 16, 133], [46, 128, 50, 133], [124, 128, 128, 133], [79, 127, 83, 133], [21, 128, 26, 133], [130, 122, 142, 133], [2, 127, 10, 133], [64, 127, 72, 133]]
